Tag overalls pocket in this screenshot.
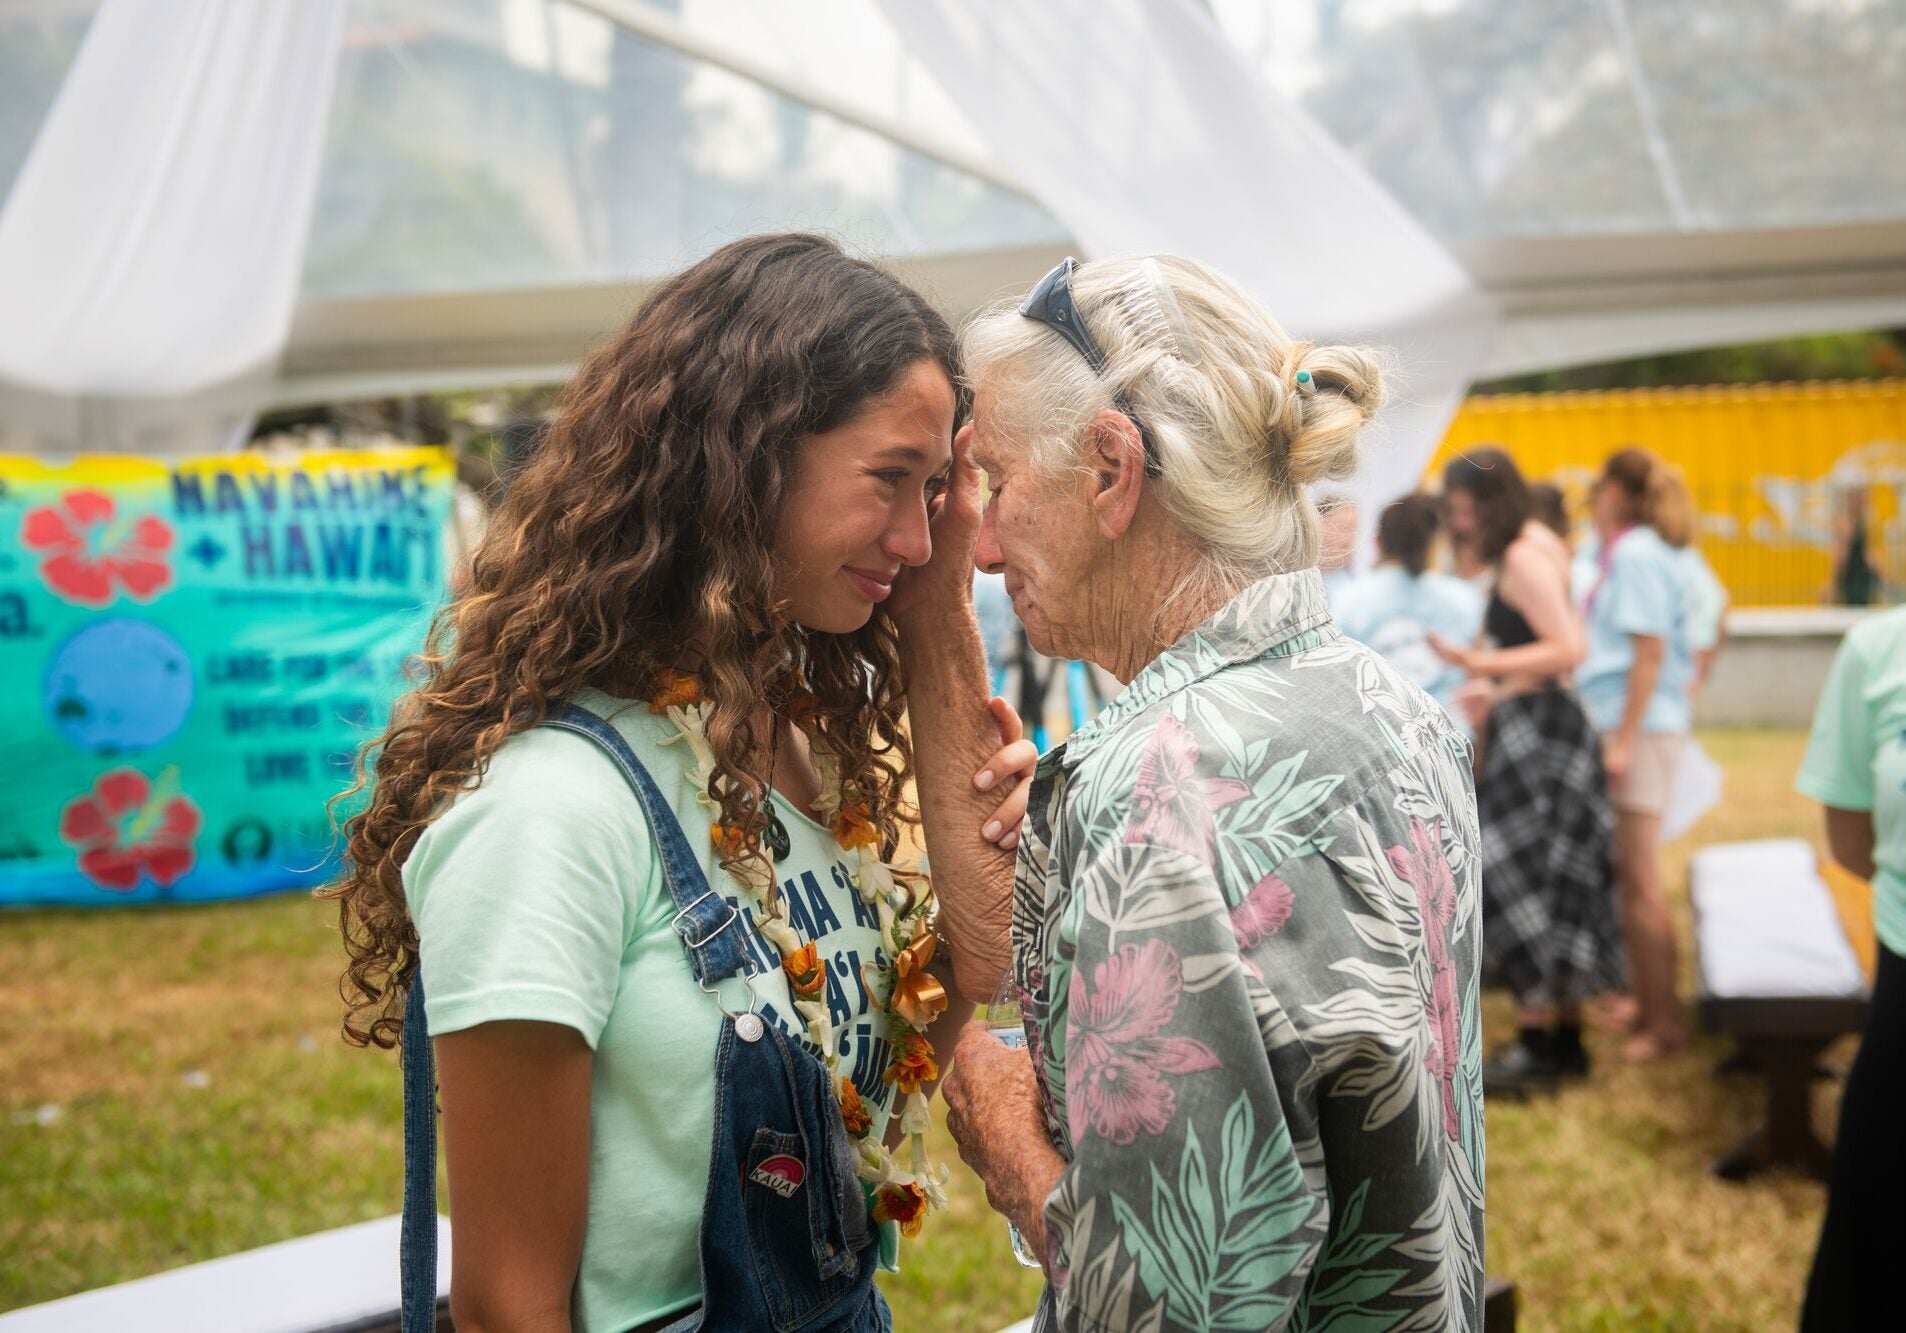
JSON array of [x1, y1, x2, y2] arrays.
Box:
[[742, 1124, 868, 1331]]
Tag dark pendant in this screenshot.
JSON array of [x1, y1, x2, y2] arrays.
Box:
[[765, 806, 792, 861]]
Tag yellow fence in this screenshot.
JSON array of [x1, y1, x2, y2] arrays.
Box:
[[1426, 379, 1906, 606]]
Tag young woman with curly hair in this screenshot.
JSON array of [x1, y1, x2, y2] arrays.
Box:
[[323, 234, 1031, 1333]]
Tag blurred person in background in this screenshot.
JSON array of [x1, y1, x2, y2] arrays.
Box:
[[1528, 480, 1571, 541], [973, 566, 1017, 681], [1795, 602, 1906, 1329], [1575, 448, 1697, 1062], [1445, 481, 1495, 596], [1316, 491, 1359, 605], [1830, 483, 1880, 607], [1678, 540, 1728, 704], [1335, 491, 1484, 725], [1435, 449, 1621, 1089]]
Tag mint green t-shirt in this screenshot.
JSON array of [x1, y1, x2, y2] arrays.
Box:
[[1797, 607, 1906, 958], [404, 689, 900, 1332]]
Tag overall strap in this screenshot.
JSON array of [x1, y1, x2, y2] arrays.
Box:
[[399, 973, 438, 1333], [539, 701, 751, 986]]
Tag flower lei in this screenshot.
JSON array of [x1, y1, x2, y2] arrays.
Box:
[[648, 671, 951, 1238]]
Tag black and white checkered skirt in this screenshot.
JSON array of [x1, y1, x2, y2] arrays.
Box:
[[1478, 685, 1626, 1007]]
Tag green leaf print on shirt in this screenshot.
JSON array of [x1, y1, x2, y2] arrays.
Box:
[[1109, 1092, 1320, 1330]]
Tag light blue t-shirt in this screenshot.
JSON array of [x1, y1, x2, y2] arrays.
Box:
[[1797, 606, 1906, 957], [1572, 535, 1601, 610], [1677, 546, 1728, 653], [1577, 526, 1695, 734], [1334, 564, 1485, 722]]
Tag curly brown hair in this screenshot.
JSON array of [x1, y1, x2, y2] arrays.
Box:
[[321, 233, 962, 1049]]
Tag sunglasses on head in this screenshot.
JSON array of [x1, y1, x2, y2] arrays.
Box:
[[1019, 257, 1162, 477]]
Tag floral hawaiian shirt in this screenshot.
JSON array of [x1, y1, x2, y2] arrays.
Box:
[[1013, 569, 1486, 1332]]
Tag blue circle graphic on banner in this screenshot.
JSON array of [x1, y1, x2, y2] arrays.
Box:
[[43, 619, 195, 755]]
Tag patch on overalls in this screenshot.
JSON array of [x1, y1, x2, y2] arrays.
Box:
[[749, 1154, 806, 1198]]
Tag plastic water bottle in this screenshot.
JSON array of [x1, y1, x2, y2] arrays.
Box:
[[986, 974, 1044, 1270]]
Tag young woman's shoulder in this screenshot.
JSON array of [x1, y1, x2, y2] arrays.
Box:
[[451, 725, 652, 835], [403, 723, 658, 912], [402, 723, 663, 1044]]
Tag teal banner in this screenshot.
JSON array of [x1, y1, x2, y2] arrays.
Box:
[[0, 447, 451, 907]]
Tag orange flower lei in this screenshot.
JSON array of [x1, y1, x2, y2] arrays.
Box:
[[883, 1031, 940, 1096], [783, 941, 826, 1000], [871, 1179, 929, 1238], [831, 801, 881, 851], [837, 1076, 873, 1138], [647, 670, 950, 1237]]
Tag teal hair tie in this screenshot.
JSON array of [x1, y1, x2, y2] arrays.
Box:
[[1295, 369, 1313, 387]]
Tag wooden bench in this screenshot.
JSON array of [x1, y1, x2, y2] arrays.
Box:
[[0, 1214, 450, 1333], [1690, 839, 1869, 1181]]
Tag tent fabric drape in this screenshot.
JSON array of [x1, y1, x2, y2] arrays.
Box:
[[0, 0, 343, 440]]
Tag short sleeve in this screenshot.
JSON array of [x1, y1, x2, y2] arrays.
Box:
[[404, 730, 654, 1047], [1798, 632, 1877, 812], [1685, 552, 1728, 651], [1607, 542, 1678, 638]]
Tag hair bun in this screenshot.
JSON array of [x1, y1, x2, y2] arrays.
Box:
[[1282, 344, 1384, 486]]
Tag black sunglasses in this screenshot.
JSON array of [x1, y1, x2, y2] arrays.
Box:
[[1020, 257, 1162, 477]]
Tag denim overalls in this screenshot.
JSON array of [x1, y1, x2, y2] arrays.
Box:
[[400, 703, 891, 1332]]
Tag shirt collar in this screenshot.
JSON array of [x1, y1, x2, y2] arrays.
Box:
[[1044, 568, 1336, 774]]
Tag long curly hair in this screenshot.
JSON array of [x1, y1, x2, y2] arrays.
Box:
[[322, 233, 962, 1049]]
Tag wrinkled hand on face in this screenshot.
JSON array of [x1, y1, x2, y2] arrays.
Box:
[[888, 422, 985, 618]]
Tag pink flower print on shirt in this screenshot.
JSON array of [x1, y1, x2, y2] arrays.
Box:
[[1122, 714, 1250, 861], [1387, 818, 1462, 1140], [1065, 938, 1221, 1146], [1230, 872, 1295, 951]]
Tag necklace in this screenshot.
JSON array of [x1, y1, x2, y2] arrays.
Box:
[[647, 669, 951, 1240]]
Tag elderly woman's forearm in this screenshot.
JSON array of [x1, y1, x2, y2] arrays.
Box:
[[900, 602, 1017, 1001]]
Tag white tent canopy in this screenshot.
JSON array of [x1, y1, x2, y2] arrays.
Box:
[[2, 0, 1904, 476]]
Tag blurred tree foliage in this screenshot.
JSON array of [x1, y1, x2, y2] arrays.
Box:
[[1476, 329, 1906, 394]]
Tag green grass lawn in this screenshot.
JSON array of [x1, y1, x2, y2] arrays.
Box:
[[1, 728, 1843, 1329]]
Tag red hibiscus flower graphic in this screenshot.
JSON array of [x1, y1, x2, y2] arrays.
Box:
[[58, 767, 201, 891], [21, 489, 174, 608]]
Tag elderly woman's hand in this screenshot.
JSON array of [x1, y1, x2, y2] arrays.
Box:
[[889, 422, 986, 620], [976, 697, 1038, 851], [943, 1021, 1064, 1267]]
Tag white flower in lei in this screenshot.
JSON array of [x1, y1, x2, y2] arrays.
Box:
[[646, 671, 948, 1239]]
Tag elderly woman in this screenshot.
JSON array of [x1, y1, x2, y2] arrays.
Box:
[[897, 256, 1487, 1332]]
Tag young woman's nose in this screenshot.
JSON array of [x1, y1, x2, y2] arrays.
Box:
[[883, 495, 933, 568]]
